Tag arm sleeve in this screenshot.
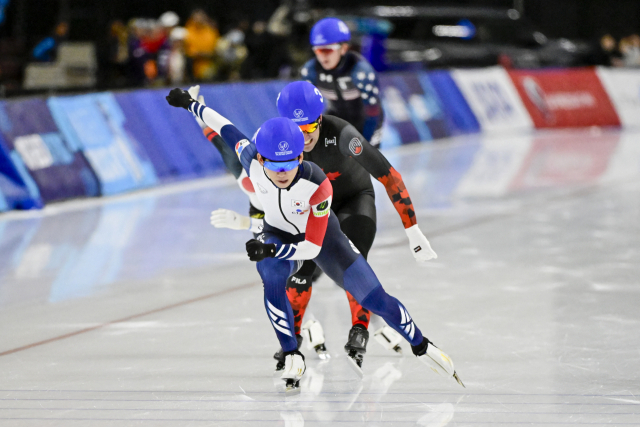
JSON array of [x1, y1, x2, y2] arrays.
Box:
[[203, 127, 244, 179], [189, 101, 254, 174], [352, 60, 384, 141], [338, 125, 417, 229], [272, 179, 333, 261]]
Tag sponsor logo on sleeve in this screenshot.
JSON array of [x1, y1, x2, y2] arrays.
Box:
[[348, 138, 363, 156], [312, 199, 331, 217], [235, 139, 250, 158], [325, 136, 337, 146]]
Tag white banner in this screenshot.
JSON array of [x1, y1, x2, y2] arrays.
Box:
[[596, 67, 640, 128], [451, 67, 534, 133]]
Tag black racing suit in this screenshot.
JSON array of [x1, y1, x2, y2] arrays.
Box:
[[300, 51, 384, 147], [288, 114, 418, 332]]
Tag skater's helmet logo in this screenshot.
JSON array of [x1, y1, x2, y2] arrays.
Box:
[[293, 109, 304, 119], [349, 138, 363, 156]]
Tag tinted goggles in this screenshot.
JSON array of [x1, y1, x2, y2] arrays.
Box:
[[312, 43, 341, 55], [298, 119, 320, 134], [263, 158, 300, 173]]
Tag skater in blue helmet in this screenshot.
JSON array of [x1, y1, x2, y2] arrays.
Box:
[[166, 87, 464, 393]]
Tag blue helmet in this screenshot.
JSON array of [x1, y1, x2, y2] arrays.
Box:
[[277, 81, 324, 126], [310, 17, 351, 46], [253, 117, 305, 172]]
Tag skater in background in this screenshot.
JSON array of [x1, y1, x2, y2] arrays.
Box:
[[300, 17, 384, 148], [165, 87, 464, 392], [212, 81, 433, 375]]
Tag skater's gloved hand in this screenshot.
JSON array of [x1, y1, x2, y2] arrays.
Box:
[[405, 224, 438, 263], [245, 239, 276, 262], [210, 208, 250, 230], [166, 88, 195, 109], [188, 85, 207, 129]]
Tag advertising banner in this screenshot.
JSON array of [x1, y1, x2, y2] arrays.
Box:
[[379, 72, 451, 146], [508, 68, 620, 128], [116, 90, 222, 181], [0, 133, 40, 211], [48, 93, 158, 195], [450, 67, 534, 133], [596, 67, 640, 128], [0, 98, 100, 203], [424, 71, 480, 136]]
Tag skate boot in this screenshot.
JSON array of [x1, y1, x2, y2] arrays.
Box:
[[373, 325, 403, 354], [274, 334, 303, 372], [344, 324, 369, 378], [412, 337, 465, 388], [281, 350, 306, 394], [301, 319, 330, 359]]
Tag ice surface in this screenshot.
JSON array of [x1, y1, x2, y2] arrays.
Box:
[[1, 129, 639, 426]]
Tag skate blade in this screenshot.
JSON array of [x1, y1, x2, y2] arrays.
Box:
[[317, 351, 331, 360], [453, 372, 466, 388], [284, 380, 301, 395], [346, 356, 364, 379]]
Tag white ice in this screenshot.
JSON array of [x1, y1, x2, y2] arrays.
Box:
[[0, 128, 639, 426]]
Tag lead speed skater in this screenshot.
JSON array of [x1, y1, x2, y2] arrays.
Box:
[[166, 87, 465, 393], [212, 80, 438, 376]]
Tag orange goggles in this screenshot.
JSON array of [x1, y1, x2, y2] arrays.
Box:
[[298, 120, 320, 134], [312, 43, 341, 55]]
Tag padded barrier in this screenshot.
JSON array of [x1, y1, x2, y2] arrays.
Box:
[[47, 93, 158, 195]]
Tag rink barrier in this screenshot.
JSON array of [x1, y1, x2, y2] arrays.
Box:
[[0, 67, 635, 212], [507, 68, 620, 128]]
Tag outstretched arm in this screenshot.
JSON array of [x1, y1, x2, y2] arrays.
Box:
[[166, 88, 254, 174], [337, 125, 437, 262]]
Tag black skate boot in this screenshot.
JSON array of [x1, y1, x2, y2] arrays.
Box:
[[274, 334, 303, 371], [344, 324, 369, 378]]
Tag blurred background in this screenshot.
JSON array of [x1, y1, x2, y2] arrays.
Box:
[[0, 0, 639, 96]]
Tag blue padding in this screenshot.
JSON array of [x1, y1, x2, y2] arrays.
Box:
[[0, 130, 41, 210], [48, 93, 157, 195], [424, 71, 480, 135], [0, 99, 98, 205]]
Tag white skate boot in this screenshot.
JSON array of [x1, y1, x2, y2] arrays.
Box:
[[281, 351, 306, 394], [301, 319, 330, 359], [413, 338, 465, 387], [373, 325, 403, 354]]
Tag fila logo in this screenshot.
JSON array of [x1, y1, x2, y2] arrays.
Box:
[[292, 277, 307, 285], [325, 137, 337, 146]]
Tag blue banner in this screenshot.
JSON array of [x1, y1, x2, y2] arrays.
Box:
[[0, 98, 99, 203], [425, 71, 480, 135], [48, 93, 157, 195]]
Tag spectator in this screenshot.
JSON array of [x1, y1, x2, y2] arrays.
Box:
[[240, 21, 273, 80], [167, 27, 187, 84], [620, 34, 640, 67], [184, 9, 219, 81], [32, 21, 69, 62], [99, 20, 129, 88], [216, 18, 249, 81], [585, 33, 623, 67]]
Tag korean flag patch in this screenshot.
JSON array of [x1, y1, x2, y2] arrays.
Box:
[[235, 139, 250, 158]]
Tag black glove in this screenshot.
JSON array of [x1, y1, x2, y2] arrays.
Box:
[[166, 88, 195, 109], [246, 239, 276, 262]]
